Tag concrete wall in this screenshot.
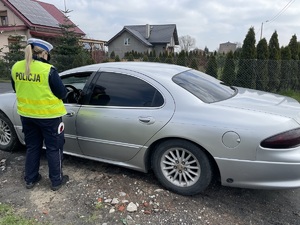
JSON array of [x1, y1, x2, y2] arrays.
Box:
[[218, 42, 237, 54], [108, 32, 149, 58]]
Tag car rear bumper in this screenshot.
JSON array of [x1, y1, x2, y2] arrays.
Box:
[[215, 158, 300, 189]]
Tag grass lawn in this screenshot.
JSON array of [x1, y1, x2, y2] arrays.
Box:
[[0, 203, 42, 225], [279, 90, 300, 102]]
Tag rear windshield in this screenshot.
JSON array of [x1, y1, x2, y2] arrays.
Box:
[[172, 70, 236, 103]]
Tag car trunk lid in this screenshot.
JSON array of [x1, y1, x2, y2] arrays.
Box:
[[216, 87, 300, 124]]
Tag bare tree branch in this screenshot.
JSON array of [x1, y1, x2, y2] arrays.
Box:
[[179, 35, 196, 52]]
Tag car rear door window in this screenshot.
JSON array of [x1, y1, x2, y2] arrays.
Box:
[[89, 72, 164, 107], [173, 70, 236, 103]]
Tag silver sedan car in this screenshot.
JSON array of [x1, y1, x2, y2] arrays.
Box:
[[1, 62, 300, 195]]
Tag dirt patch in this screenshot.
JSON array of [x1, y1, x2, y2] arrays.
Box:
[[1, 149, 300, 225]]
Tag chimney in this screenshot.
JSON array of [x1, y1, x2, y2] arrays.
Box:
[[146, 24, 150, 39]]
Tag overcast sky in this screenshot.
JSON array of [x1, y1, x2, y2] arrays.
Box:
[[40, 0, 299, 51]]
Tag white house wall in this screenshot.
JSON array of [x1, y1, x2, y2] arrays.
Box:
[[170, 36, 174, 46], [0, 2, 27, 55]]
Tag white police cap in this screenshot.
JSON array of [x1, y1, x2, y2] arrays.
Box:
[[27, 38, 53, 52]]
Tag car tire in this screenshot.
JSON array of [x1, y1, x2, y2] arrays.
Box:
[[0, 112, 21, 152], [151, 139, 213, 196]]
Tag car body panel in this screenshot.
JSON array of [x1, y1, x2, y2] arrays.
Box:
[[217, 87, 300, 123], [216, 157, 300, 188], [76, 104, 174, 161]]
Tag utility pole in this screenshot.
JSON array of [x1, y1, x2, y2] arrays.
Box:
[[260, 20, 269, 40], [260, 22, 263, 40]]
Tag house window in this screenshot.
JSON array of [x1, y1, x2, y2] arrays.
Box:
[[0, 11, 8, 26], [124, 38, 130, 46]]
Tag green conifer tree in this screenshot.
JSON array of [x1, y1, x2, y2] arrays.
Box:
[[177, 50, 187, 66], [52, 9, 94, 72], [256, 38, 269, 91], [280, 46, 291, 91], [115, 55, 120, 62], [268, 31, 281, 92], [110, 51, 115, 60], [204, 46, 209, 55], [154, 56, 160, 62], [127, 54, 134, 61], [3, 35, 25, 78], [222, 51, 236, 86], [142, 55, 149, 61], [205, 55, 218, 78], [236, 27, 256, 88], [189, 58, 198, 70], [165, 54, 174, 64], [298, 42, 300, 59], [288, 34, 299, 90]]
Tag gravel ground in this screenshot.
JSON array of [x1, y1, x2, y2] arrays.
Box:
[[1, 83, 300, 224], [1, 148, 300, 225]]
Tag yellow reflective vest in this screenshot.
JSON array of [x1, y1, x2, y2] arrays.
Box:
[[11, 59, 67, 118]]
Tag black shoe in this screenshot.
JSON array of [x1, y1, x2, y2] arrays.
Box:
[[51, 175, 69, 191], [26, 174, 42, 189]]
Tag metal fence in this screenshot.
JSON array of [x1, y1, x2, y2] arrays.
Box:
[[2, 56, 300, 94], [121, 56, 300, 93]]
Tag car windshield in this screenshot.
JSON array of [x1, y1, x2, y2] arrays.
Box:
[[61, 72, 92, 90], [172, 69, 237, 103]]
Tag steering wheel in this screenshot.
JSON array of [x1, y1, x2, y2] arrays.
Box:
[[65, 84, 81, 103]]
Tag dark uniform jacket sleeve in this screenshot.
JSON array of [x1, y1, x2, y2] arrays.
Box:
[[11, 77, 16, 92], [48, 67, 68, 99]]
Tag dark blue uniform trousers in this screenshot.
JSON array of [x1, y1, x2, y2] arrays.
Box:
[[21, 116, 65, 187]]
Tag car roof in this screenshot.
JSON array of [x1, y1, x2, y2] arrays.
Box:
[[59, 62, 191, 79]]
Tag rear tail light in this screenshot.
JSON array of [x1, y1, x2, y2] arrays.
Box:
[[261, 128, 300, 149]]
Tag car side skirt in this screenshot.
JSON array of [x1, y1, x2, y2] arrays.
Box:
[[63, 150, 147, 173]]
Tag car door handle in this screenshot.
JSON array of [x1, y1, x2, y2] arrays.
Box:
[[65, 111, 75, 117], [139, 116, 155, 124]]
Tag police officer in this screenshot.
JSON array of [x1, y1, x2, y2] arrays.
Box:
[[11, 38, 69, 191]]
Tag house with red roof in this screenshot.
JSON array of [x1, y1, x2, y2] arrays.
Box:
[[0, 0, 106, 57]]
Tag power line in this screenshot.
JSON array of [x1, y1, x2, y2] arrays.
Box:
[[268, 0, 295, 23], [259, 0, 295, 39]]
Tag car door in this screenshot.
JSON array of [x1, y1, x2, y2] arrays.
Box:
[[11, 86, 83, 156], [76, 69, 175, 161], [62, 105, 82, 155], [60, 71, 95, 156]]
